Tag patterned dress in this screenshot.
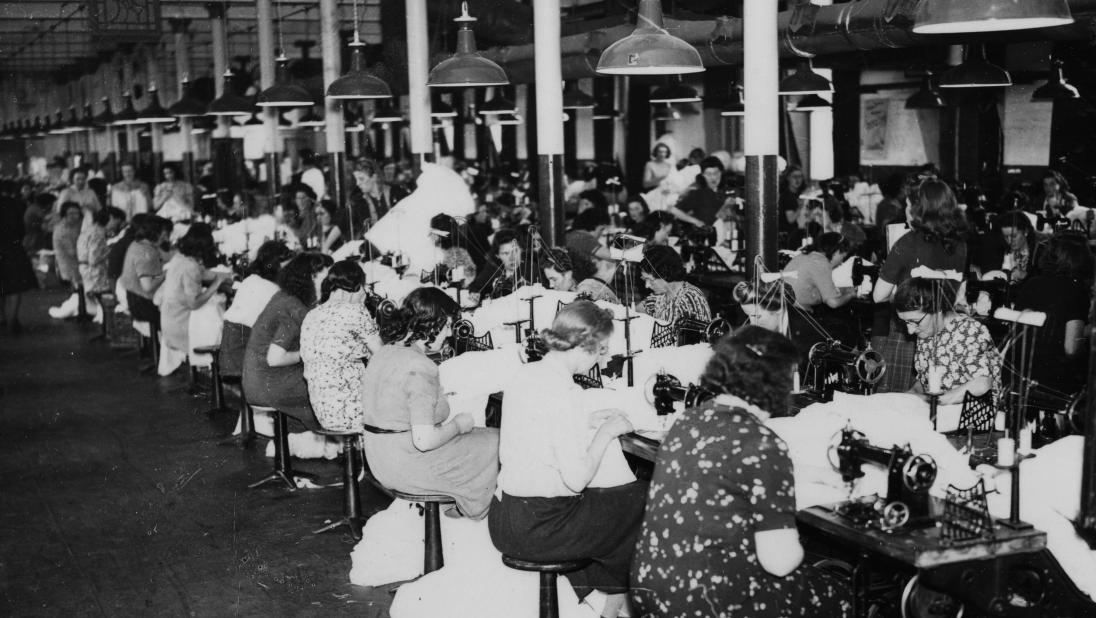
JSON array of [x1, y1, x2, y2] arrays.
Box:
[[643, 281, 712, 325], [631, 398, 851, 618], [913, 314, 1002, 401], [300, 302, 379, 431]]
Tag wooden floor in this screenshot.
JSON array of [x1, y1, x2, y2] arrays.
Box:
[[0, 288, 395, 617]]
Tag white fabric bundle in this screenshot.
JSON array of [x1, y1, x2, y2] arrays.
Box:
[[439, 348, 525, 426], [47, 292, 102, 322], [186, 293, 226, 368], [832, 256, 875, 296]]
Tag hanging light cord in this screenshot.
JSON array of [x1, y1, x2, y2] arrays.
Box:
[[351, 0, 361, 44], [275, 0, 286, 57]]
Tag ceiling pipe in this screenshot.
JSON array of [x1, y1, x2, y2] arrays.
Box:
[[470, 0, 1096, 83]]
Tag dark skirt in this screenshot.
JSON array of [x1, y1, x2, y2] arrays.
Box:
[[488, 482, 647, 598], [127, 291, 161, 330], [871, 323, 917, 393], [0, 241, 37, 296]]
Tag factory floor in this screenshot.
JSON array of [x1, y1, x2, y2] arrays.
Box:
[[0, 288, 395, 617]]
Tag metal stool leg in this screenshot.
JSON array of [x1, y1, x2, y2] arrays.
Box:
[[248, 411, 296, 490], [424, 502, 444, 573], [220, 392, 257, 447], [313, 435, 364, 539], [206, 352, 229, 414], [540, 571, 559, 618]]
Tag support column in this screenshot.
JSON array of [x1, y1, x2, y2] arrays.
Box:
[[533, 0, 565, 245], [406, 0, 433, 169], [171, 18, 197, 183], [320, 0, 346, 213], [743, 0, 780, 277], [209, 3, 230, 139], [256, 0, 281, 201]]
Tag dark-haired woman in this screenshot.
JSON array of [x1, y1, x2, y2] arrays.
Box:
[[894, 278, 1000, 405], [314, 200, 343, 255], [120, 215, 171, 330], [782, 232, 857, 366], [160, 223, 229, 356], [491, 301, 646, 618], [631, 326, 851, 617], [153, 163, 194, 222], [77, 206, 125, 308], [1036, 169, 1080, 229], [242, 252, 332, 423], [300, 261, 382, 431], [53, 201, 83, 291], [779, 165, 807, 248], [871, 180, 968, 392], [219, 240, 294, 378], [429, 213, 477, 287], [639, 244, 711, 324], [360, 287, 499, 519], [543, 247, 621, 304], [643, 142, 673, 191]]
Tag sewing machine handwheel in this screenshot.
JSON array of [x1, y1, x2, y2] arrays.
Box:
[[856, 349, 887, 384], [453, 319, 474, 339], [376, 299, 398, 320], [880, 501, 910, 531], [808, 342, 831, 368], [645, 373, 681, 407], [826, 428, 866, 471], [705, 318, 730, 343], [901, 574, 965, 618], [902, 454, 938, 492]]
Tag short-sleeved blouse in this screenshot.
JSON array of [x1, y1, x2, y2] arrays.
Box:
[[120, 240, 164, 300], [783, 251, 840, 308], [242, 290, 314, 422], [631, 399, 851, 617], [300, 302, 378, 431], [77, 224, 111, 293], [643, 281, 712, 325], [159, 254, 207, 352], [913, 314, 1001, 399], [874, 231, 967, 334]]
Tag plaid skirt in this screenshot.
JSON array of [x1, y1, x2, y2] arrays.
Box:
[[871, 323, 917, 393]]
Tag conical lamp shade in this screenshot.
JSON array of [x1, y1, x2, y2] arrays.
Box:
[[649, 80, 701, 104], [1032, 59, 1080, 100], [48, 111, 68, 135], [208, 71, 256, 116], [592, 104, 619, 120], [190, 116, 216, 134], [792, 94, 831, 112], [914, 0, 1072, 34], [720, 85, 745, 116], [297, 107, 326, 128], [111, 93, 140, 125], [562, 82, 596, 109], [74, 103, 96, 132], [371, 103, 404, 123], [597, 0, 703, 75], [939, 46, 1011, 88], [906, 73, 947, 108], [136, 85, 176, 124], [62, 107, 83, 133], [428, 2, 509, 88], [169, 77, 209, 117], [327, 41, 392, 99], [494, 112, 523, 126], [779, 61, 833, 95], [652, 104, 681, 122], [478, 94, 515, 116], [244, 112, 264, 126], [257, 55, 314, 107], [93, 97, 114, 128], [432, 99, 459, 118]]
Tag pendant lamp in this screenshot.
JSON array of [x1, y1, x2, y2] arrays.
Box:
[[244, 112, 264, 126], [562, 82, 596, 109], [779, 60, 833, 96], [906, 72, 947, 109], [92, 97, 114, 128], [1032, 59, 1080, 101], [478, 93, 516, 116], [48, 111, 68, 135], [939, 45, 1011, 88], [792, 94, 831, 112], [169, 77, 208, 118], [208, 70, 256, 116], [597, 0, 703, 75], [428, 2, 509, 88], [649, 79, 701, 104], [592, 104, 620, 121], [327, 0, 390, 99], [297, 107, 326, 128], [111, 93, 140, 126], [495, 112, 523, 126], [73, 103, 95, 133], [62, 107, 84, 134], [256, 54, 314, 108], [371, 103, 404, 124], [652, 104, 681, 122], [432, 99, 459, 119], [720, 84, 745, 117], [913, 0, 1072, 34], [136, 84, 176, 124], [190, 116, 216, 135]]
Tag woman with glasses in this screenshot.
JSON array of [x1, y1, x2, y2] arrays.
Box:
[[893, 277, 1000, 405], [490, 300, 646, 618]]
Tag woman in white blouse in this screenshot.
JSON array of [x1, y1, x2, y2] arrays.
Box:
[[489, 300, 646, 618]]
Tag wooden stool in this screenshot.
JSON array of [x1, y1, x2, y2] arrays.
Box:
[[501, 556, 591, 618], [390, 490, 455, 574], [247, 406, 314, 490], [193, 345, 230, 414], [311, 429, 365, 540]]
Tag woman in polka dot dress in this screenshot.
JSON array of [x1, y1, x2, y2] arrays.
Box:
[[631, 326, 852, 617]]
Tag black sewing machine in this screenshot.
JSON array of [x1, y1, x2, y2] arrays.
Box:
[[851, 257, 879, 289], [806, 340, 886, 401], [828, 427, 937, 530], [649, 373, 714, 417]]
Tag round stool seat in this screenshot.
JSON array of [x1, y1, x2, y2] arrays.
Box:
[[249, 405, 278, 414], [502, 556, 590, 573], [391, 490, 455, 504], [313, 427, 361, 437], [193, 345, 221, 355]]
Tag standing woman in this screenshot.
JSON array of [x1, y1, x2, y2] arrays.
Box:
[[153, 163, 195, 222], [632, 326, 852, 617], [52, 202, 84, 293], [300, 260, 382, 432], [360, 287, 499, 519], [871, 180, 967, 392], [77, 206, 126, 307], [491, 301, 646, 617], [643, 142, 674, 191], [159, 224, 230, 356], [242, 252, 332, 425]]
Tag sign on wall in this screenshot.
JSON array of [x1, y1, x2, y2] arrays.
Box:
[[861, 98, 889, 160], [1002, 85, 1052, 167], [88, 0, 162, 44]]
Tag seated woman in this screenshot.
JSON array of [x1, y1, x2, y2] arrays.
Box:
[[733, 278, 795, 334], [301, 260, 382, 432], [52, 201, 83, 294], [314, 200, 343, 255], [77, 206, 126, 305], [242, 252, 332, 425], [220, 240, 294, 378], [159, 223, 230, 356], [631, 325, 852, 617], [120, 215, 172, 331], [360, 287, 499, 519], [638, 245, 711, 324], [636, 210, 674, 246], [781, 232, 858, 354], [971, 210, 1036, 282], [543, 247, 620, 304], [894, 277, 1001, 405], [428, 213, 477, 287], [490, 301, 645, 618], [623, 196, 649, 233]]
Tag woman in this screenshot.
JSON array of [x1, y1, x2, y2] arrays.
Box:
[[360, 287, 499, 519], [491, 301, 646, 617], [871, 180, 968, 393], [242, 252, 332, 424], [894, 277, 1001, 405], [782, 232, 857, 361], [314, 199, 343, 255], [638, 211, 674, 246], [1015, 233, 1092, 398], [670, 156, 729, 228], [875, 173, 907, 231], [624, 196, 649, 233], [220, 240, 294, 378], [77, 206, 126, 302], [733, 279, 796, 335], [159, 224, 229, 355], [429, 213, 477, 287], [543, 247, 620, 304], [993, 210, 1036, 282], [53, 201, 83, 291], [153, 163, 195, 222], [300, 260, 382, 432], [639, 245, 711, 324], [120, 216, 172, 330], [779, 165, 807, 243], [1037, 169, 1080, 226], [631, 326, 852, 618], [642, 142, 673, 191]]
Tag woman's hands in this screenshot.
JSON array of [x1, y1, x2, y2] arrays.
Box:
[[452, 413, 475, 434], [590, 409, 634, 437]]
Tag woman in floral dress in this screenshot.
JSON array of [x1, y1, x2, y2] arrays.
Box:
[[301, 260, 382, 431], [631, 326, 852, 617]]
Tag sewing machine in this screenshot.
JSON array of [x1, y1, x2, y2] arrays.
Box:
[[649, 373, 714, 417], [806, 340, 886, 401]]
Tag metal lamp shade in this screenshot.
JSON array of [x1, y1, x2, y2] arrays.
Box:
[[137, 87, 176, 124], [478, 95, 516, 116], [208, 72, 256, 116], [649, 81, 701, 104], [939, 46, 1011, 88], [327, 42, 391, 100], [652, 104, 681, 122], [596, 0, 703, 75], [906, 74, 947, 108], [257, 57, 314, 108], [592, 104, 619, 120], [297, 107, 326, 128], [93, 98, 114, 128], [720, 85, 745, 116], [432, 99, 459, 119], [169, 78, 209, 117], [562, 83, 596, 109], [48, 111, 68, 135], [913, 0, 1072, 34], [1032, 60, 1080, 100], [793, 94, 831, 112], [111, 94, 140, 126], [371, 103, 404, 124], [779, 61, 833, 95], [428, 4, 508, 88]]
